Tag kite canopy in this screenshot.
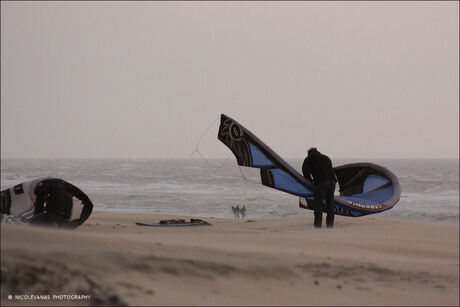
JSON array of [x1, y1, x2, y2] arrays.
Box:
[[217, 114, 401, 217], [1, 178, 93, 228]]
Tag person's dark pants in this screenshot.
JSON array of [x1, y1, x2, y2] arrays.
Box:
[[314, 179, 336, 228]]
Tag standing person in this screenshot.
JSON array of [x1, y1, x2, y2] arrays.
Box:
[[302, 147, 337, 228]]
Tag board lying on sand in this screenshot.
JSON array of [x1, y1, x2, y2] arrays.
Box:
[[136, 219, 212, 227], [217, 114, 401, 217]]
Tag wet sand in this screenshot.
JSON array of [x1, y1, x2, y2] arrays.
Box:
[[1, 212, 459, 306]]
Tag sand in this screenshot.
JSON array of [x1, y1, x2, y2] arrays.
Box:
[[1, 212, 459, 306]]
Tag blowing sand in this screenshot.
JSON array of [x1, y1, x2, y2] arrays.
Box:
[[1, 212, 459, 306]]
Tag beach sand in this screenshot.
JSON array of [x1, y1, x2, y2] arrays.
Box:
[[1, 212, 459, 306]]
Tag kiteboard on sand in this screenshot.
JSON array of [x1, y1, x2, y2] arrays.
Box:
[[136, 218, 212, 227]]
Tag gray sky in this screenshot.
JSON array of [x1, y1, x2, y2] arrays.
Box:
[[1, 1, 458, 159]]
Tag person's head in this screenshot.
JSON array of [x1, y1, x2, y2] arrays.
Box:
[[308, 147, 318, 155], [34, 181, 50, 196]]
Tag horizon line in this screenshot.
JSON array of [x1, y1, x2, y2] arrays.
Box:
[[1, 156, 459, 160]]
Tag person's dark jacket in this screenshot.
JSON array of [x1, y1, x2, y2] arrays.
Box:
[[34, 180, 73, 218], [33, 179, 93, 229], [302, 149, 336, 185]]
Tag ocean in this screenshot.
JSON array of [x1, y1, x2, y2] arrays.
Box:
[[1, 158, 458, 224]]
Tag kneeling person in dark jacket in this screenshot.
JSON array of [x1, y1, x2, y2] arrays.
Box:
[[302, 147, 337, 228], [30, 180, 73, 227]]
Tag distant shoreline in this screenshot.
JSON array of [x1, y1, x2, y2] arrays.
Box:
[[1, 157, 459, 161]]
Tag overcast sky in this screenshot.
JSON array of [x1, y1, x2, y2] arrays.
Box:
[[1, 1, 458, 159]]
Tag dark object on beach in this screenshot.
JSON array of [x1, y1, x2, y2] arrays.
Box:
[[1, 177, 93, 229], [160, 219, 186, 224], [136, 218, 212, 227], [217, 114, 401, 218], [302, 148, 336, 228]]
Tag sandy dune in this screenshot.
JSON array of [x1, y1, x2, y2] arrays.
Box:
[[1, 212, 458, 306]]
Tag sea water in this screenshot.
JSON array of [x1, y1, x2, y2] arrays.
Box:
[[1, 158, 458, 224]]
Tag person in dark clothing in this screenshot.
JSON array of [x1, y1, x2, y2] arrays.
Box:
[[30, 180, 73, 227], [302, 147, 337, 228]]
